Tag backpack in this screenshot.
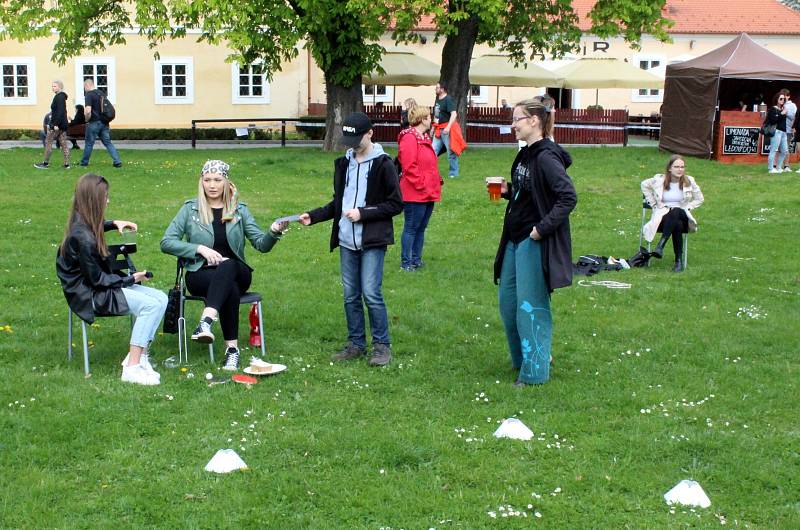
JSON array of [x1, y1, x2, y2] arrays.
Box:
[[393, 156, 402, 177], [99, 94, 116, 124]]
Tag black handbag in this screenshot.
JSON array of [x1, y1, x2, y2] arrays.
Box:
[[162, 261, 181, 334]]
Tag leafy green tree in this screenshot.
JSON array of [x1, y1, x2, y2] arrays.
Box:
[[0, 0, 402, 149], [393, 0, 673, 132]]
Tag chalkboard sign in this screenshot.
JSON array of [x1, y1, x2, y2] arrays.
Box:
[[723, 126, 759, 154]]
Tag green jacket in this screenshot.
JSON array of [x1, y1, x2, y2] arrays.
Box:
[[160, 199, 280, 272]]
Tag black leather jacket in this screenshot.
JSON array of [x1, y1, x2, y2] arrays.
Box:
[[56, 220, 134, 323]]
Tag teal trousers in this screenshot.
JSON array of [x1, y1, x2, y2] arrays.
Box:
[[498, 238, 552, 384]]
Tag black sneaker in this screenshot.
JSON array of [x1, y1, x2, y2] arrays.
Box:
[[368, 343, 392, 366], [190, 319, 215, 343], [222, 347, 240, 371], [34, 162, 49, 169], [63, 164, 71, 169], [332, 342, 366, 361], [113, 162, 123, 168]]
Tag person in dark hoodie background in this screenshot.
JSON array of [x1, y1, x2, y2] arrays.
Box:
[[34, 80, 70, 169], [492, 95, 577, 386], [299, 112, 403, 367]]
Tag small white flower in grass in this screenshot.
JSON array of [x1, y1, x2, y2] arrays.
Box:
[[379, 469, 385, 474], [527, 504, 533, 509], [488, 512, 497, 518], [534, 511, 542, 518]]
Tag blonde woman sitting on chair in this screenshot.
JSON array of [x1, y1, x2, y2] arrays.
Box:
[[641, 154, 704, 272]]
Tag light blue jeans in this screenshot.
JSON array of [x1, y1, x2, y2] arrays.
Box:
[[767, 130, 788, 171], [122, 284, 168, 348], [432, 130, 459, 177], [339, 246, 390, 348], [498, 238, 552, 384]]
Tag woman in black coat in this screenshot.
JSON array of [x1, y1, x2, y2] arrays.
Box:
[[57, 173, 167, 385], [492, 95, 577, 386]]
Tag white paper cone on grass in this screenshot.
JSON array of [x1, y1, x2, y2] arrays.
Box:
[[205, 449, 248, 473], [493, 418, 534, 440], [663, 480, 711, 508]]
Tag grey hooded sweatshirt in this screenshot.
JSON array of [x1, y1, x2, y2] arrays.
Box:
[[338, 143, 387, 250]]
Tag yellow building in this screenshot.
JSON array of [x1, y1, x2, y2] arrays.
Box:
[[3, 0, 800, 130]]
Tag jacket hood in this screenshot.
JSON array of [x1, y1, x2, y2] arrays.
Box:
[[345, 142, 386, 163], [527, 138, 572, 169]]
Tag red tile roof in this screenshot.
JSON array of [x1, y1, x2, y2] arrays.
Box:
[[571, 0, 800, 35], [411, 2, 800, 35]]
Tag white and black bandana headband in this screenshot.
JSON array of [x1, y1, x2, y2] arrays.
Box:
[[201, 159, 230, 178]]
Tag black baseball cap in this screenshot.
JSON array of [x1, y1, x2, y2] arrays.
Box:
[[340, 112, 372, 148]]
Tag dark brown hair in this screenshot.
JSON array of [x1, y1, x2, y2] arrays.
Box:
[[60, 173, 109, 257], [514, 94, 556, 139], [773, 92, 786, 106], [662, 154, 688, 190]]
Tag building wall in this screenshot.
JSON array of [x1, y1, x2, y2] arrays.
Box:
[[3, 30, 800, 129]]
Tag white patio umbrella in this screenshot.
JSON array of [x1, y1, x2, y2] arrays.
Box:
[[553, 57, 664, 105]]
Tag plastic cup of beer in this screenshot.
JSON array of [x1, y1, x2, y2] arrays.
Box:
[[121, 228, 137, 253], [486, 177, 504, 202]]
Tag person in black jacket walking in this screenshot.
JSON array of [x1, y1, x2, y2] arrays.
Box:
[[492, 96, 577, 386], [34, 80, 71, 169], [56, 173, 167, 385], [299, 112, 403, 366]]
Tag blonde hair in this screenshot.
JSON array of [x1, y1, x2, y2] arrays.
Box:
[[403, 98, 417, 110], [408, 105, 430, 127], [197, 173, 235, 225], [515, 95, 556, 139], [53, 80, 64, 90]]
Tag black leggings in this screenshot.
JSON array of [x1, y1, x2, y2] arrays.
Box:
[[656, 208, 689, 258], [186, 259, 252, 341]]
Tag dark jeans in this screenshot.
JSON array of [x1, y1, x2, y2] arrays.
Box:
[[339, 246, 390, 348], [657, 208, 689, 259], [186, 259, 252, 341], [401, 202, 434, 268], [81, 120, 121, 165]]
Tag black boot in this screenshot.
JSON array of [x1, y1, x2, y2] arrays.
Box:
[[673, 259, 684, 273], [651, 234, 669, 258]]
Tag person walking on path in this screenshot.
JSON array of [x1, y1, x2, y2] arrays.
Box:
[[80, 78, 122, 168], [492, 96, 577, 386], [431, 82, 466, 178], [34, 80, 70, 169], [397, 105, 441, 271], [299, 112, 403, 367]]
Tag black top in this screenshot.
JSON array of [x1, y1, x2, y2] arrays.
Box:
[[766, 107, 787, 132], [84, 89, 103, 122], [433, 95, 455, 124], [69, 105, 86, 127], [494, 139, 578, 292], [50, 92, 68, 130], [211, 208, 235, 259]]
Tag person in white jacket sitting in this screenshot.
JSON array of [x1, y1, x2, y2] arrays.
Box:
[[641, 155, 704, 272]]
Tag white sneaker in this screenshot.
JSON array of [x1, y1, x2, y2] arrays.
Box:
[[121, 364, 160, 386], [121, 353, 160, 380], [768, 168, 781, 174], [783, 166, 792, 172]]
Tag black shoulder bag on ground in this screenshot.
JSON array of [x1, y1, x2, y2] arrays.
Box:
[[162, 262, 181, 334]]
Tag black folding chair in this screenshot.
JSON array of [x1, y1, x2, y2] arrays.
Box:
[[175, 259, 266, 364], [66, 243, 136, 376]]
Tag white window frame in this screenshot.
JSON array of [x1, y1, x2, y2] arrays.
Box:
[[74, 57, 117, 104], [361, 83, 393, 104], [154, 57, 194, 104], [468, 85, 488, 104], [631, 54, 665, 103], [0, 57, 36, 106], [231, 61, 270, 105]]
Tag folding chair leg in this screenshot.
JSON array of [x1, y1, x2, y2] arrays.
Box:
[[81, 320, 90, 376], [682, 236, 688, 270], [68, 311, 73, 361], [208, 343, 214, 364], [178, 316, 187, 364], [257, 301, 266, 357]]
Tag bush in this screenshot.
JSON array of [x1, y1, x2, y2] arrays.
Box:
[[295, 116, 326, 140], [586, 104, 604, 111]]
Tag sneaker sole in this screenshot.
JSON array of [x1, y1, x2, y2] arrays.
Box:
[[191, 332, 215, 343], [121, 376, 160, 386], [368, 357, 392, 366], [221, 365, 239, 372]]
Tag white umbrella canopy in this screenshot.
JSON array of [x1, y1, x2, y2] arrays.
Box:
[[469, 54, 560, 87], [554, 57, 664, 89], [362, 48, 441, 86]]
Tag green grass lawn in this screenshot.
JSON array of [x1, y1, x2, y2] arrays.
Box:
[[0, 145, 798, 529]]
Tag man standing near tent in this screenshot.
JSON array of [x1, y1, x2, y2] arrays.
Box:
[[780, 89, 796, 171], [432, 82, 466, 178]]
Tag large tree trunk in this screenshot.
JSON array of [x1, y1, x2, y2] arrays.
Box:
[[323, 73, 363, 151], [439, 14, 479, 140]]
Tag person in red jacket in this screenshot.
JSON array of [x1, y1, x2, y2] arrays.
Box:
[[397, 105, 442, 271]]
